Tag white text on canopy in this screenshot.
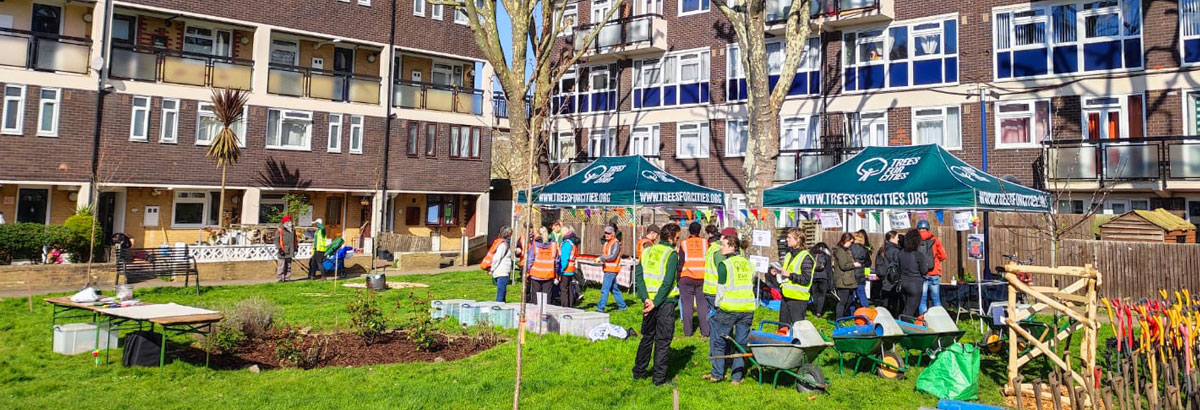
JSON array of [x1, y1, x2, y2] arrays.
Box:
[[582, 165, 627, 184]]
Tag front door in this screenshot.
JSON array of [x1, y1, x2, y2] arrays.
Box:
[[334, 48, 354, 73], [31, 4, 61, 35], [97, 192, 117, 241], [16, 188, 49, 224], [325, 196, 344, 240]]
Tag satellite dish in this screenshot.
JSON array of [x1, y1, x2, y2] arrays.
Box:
[[1000, 174, 1023, 185], [90, 56, 105, 71]]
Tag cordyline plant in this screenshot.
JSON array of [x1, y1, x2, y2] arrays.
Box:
[[206, 88, 249, 228]]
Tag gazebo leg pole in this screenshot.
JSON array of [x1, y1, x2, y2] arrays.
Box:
[[974, 206, 985, 333]]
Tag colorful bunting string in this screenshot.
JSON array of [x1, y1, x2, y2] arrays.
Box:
[[935, 210, 945, 224]]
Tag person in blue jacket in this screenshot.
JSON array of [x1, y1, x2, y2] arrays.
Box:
[[558, 226, 581, 307]]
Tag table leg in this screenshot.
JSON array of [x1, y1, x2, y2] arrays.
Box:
[[159, 331, 167, 374], [93, 319, 100, 366], [206, 324, 213, 369]]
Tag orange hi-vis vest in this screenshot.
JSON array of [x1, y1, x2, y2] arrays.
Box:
[[563, 241, 578, 273], [529, 241, 557, 280], [480, 238, 505, 270], [636, 238, 653, 260], [681, 236, 709, 280], [602, 239, 622, 273]]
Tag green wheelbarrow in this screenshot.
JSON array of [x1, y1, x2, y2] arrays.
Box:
[[714, 320, 832, 393], [830, 307, 908, 379], [897, 307, 966, 367]]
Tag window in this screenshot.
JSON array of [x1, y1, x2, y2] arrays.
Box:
[[328, 114, 343, 152], [159, 99, 178, 143], [3, 85, 25, 135], [561, 4, 577, 36], [259, 194, 285, 223], [995, 0, 1141, 77], [414, 0, 425, 16], [197, 103, 247, 146], [426, 123, 437, 156], [676, 122, 710, 159], [432, 63, 456, 86], [996, 100, 1051, 148], [359, 0, 372, 6], [183, 26, 232, 57], [112, 15, 137, 43], [852, 112, 889, 147], [349, 115, 363, 154], [130, 96, 150, 141], [326, 196, 344, 225], [633, 49, 711, 109], [172, 191, 214, 227], [781, 116, 818, 151], [912, 106, 962, 149], [471, 127, 481, 158], [449, 125, 475, 158], [407, 123, 419, 155], [455, 5, 468, 24], [1185, 0, 1200, 61], [845, 18, 959, 91], [1058, 199, 1087, 214], [266, 109, 313, 150], [432, 3, 444, 20], [589, 128, 616, 157], [630, 126, 660, 156], [552, 131, 576, 163], [269, 40, 299, 65], [425, 195, 457, 226], [1131, 199, 1150, 210], [726, 119, 748, 157], [679, 0, 710, 16], [556, 67, 577, 96], [37, 88, 60, 137], [1083, 94, 1144, 140], [450, 126, 461, 157]]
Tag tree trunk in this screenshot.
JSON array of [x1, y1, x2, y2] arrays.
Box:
[[219, 164, 228, 228]]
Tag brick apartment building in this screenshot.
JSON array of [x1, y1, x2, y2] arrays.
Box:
[[0, 0, 496, 252], [539, 0, 1200, 228]]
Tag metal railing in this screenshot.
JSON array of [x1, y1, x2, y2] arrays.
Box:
[[109, 43, 254, 89], [0, 27, 92, 74], [267, 63, 381, 104], [766, 0, 827, 22], [574, 14, 662, 53], [393, 79, 483, 115], [775, 146, 861, 182], [811, 0, 882, 17], [1043, 136, 1200, 187]]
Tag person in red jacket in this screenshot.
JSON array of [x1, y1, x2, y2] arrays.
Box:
[[915, 220, 947, 315]]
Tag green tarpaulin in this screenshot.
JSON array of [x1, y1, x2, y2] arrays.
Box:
[[763, 144, 1051, 212], [516, 156, 725, 207]]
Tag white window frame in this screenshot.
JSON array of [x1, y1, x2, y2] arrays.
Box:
[[328, 114, 343, 152], [559, 3, 577, 36], [159, 98, 179, 143], [852, 111, 889, 147], [359, 0, 372, 6], [630, 125, 661, 157], [129, 96, 151, 142], [844, 15, 960, 92], [196, 103, 247, 147], [269, 39, 300, 66], [633, 48, 711, 109], [675, 122, 710, 159], [1182, 0, 1200, 63], [36, 87, 61, 137], [432, 3, 444, 20], [171, 191, 211, 228], [678, 0, 709, 17], [454, 4, 468, 24], [780, 116, 819, 151], [1082, 95, 1144, 140], [993, 0, 1142, 79], [552, 131, 576, 163], [994, 99, 1051, 149], [349, 115, 364, 154], [1183, 90, 1200, 135], [414, 0, 425, 16], [1, 84, 24, 135], [588, 128, 616, 158], [911, 105, 962, 150], [266, 108, 313, 151], [725, 119, 748, 157], [183, 25, 232, 57]]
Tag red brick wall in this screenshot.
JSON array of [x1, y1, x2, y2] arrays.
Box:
[[0, 83, 94, 182]]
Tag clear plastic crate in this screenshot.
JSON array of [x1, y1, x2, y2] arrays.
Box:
[[558, 312, 610, 337], [430, 299, 473, 320]]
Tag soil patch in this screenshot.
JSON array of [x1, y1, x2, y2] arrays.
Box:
[[179, 330, 500, 370]]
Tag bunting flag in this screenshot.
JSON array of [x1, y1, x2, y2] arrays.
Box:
[[615, 208, 625, 217], [917, 211, 928, 221], [872, 212, 882, 225], [935, 210, 945, 224], [584, 209, 591, 218], [761, 209, 770, 221], [797, 210, 809, 220], [773, 209, 781, 221], [750, 209, 760, 220], [715, 209, 724, 222], [740, 209, 750, 220], [685, 210, 694, 221], [675, 210, 685, 219]]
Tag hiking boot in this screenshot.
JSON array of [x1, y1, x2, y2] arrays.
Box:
[[700, 374, 722, 383], [654, 380, 677, 387]]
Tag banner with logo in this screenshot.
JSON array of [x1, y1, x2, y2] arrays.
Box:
[[516, 156, 725, 207], [762, 144, 1050, 213]]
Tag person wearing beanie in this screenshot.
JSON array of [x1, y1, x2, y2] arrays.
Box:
[[276, 215, 297, 282], [636, 224, 660, 260]]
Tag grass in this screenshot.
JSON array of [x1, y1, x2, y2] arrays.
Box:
[[0, 270, 1098, 410]]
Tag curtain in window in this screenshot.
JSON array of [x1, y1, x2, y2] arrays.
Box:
[[996, 13, 1012, 50], [1053, 5, 1077, 43], [1087, 112, 1101, 140], [1014, 20, 1045, 46], [1035, 101, 1050, 142], [916, 119, 944, 145], [1001, 117, 1030, 144], [917, 33, 940, 55], [1122, 0, 1141, 35], [1185, 0, 1200, 37], [767, 42, 784, 74], [1128, 94, 1144, 138], [945, 108, 961, 147]]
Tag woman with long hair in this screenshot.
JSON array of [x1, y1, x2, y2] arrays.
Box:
[[850, 230, 873, 310], [874, 230, 902, 313], [832, 233, 862, 319], [808, 242, 833, 318], [898, 229, 930, 317]]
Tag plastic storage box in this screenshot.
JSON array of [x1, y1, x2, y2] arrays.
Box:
[[53, 322, 118, 355], [484, 305, 519, 329], [543, 308, 584, 334], [460, 301, 507, 326], [558, 312, 610, 337], [431, 299, 473, 320]]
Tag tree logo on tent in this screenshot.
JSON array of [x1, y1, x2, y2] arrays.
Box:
[[950, 165, 990, 183], [857, 157, 919, 182], [857, 158, 889, 181], [582, 165, 626, 184], [640, 170, 675, 183]]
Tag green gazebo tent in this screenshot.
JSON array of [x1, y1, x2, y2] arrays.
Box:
[[517, 155, 725, 207]]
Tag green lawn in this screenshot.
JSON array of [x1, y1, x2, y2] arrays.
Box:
[[0, 270, 1069, 410]]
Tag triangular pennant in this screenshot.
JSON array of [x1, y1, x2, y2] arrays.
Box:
[[857, 211, 867, 218], [740, 210, 749, 220], [918, 211, 928, 221], [788, 210, 796, 220], [797, 210, 809, 220], [715, 209, 724, 222], [584, 209, 591, 217], [685, 210, 694, 221], [750, 209, 759, 220], [675, 210, 685, 219], [872, 212, 882, 225], [935, 210, 945, 224], [773, 209, 781, 220], [616, 208, 626, 217]]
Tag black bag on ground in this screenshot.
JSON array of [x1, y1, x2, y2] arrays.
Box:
[[122, 330, 163, 367]]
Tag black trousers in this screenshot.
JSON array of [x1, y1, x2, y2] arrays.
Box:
[[308, 250, 325, 279], [779, 297, 809, 326], [835, 288, 857, 319], [809, 278, 829, 318], [558, 275, 578, 307], [530, 279, 555, 303], [633, 300, 677, 385], [900, 277, 925, 318]]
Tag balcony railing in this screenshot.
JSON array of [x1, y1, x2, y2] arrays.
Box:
[[0, 27, 91, 74], [1043, 136, 1200, 187], [110, 43, 254, 89], [574, 14, 664, 54], [267, 63, 381, 104], [812, 0, 881, 17], [766, 0, 826, 22], [775, 146, 861, 182], [393, 79, 483, 115]]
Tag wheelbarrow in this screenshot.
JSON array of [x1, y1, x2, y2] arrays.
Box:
[[897, 307, 966, 366], [831, 307, 907, 379], [712, 320, 832, 393], [977, 302, 1072, 355]]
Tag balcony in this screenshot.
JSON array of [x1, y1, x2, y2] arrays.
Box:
[[267, 63, 381, 104], [0, 28, 91, 74], [1043, 137, 1200, 191], [392, 79, 483, 115], [810, 0, 893, 28], [110, 43, 253, 89], [573, 14, 668, 61], [775, 146, 861, 182]]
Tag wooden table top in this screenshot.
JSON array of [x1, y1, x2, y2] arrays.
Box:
[[44, 297, 223, 326], [43, 296, 106, 312]]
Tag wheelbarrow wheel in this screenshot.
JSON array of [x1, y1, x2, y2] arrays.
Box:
[[796, 363, 827, 393], [877, 351, 905, 379], [980, 329, 1005, 354]]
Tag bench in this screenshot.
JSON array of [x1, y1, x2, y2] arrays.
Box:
[[115, 246, 200, 295]]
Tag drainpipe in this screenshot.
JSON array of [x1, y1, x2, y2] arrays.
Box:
[[89, 0, 115, 209], [979, 85, 991, 280], [375, 0, 398, 271]]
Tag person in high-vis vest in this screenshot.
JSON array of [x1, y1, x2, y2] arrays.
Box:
[[772, 228, 817, 325], [635, 224, 660, 260], [703, 227, 738, 314], [595, 225, 627, 312], [678, 222, 711, 337], [557, 226, 581, 307], [527, 227, 558, 301], [308, 219, 329, 280], [702, 234, 756, 384], [632, 223, 682, 386], [483, 226, 514, 302]]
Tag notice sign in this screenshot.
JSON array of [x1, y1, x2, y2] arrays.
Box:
[[953, 211, 974, 231], [818, 212, 842, 228], [752, 230, 771, 247], [748, 255, 771, 273], [967, 234, 985, 260], [889, 212, 910, 230]]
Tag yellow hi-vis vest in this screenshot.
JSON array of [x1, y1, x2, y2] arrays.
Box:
[[315, 229, 329, 253], [780, 250, 815, 301], [717, 255, 756, 312], [641, 243, 679, 299], [702, 242, 721, 295]]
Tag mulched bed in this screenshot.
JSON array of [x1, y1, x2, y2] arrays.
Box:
[[179, 330, 500, 370]]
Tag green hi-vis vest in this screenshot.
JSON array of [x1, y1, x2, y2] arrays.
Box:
[[641, 243, 680, 299], [780, 250, 816, 301], [718, 255, 756, 312], [702, 243, 721, 295], [315, 229, 329, 253]]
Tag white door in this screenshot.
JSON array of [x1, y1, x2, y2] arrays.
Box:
[[592, 0, 611, 21]]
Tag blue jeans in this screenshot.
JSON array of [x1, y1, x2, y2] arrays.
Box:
[[855, 283, 870, 310], [705, 294, 717, 319], [494, 276, 509, 302], [709, 310, 753, 381], [597, 273, 626, 311], [918, 276, 942, 315]]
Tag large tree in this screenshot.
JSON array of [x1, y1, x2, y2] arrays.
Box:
[[713, 0, 814, 212], [433, 0, 622, 408]]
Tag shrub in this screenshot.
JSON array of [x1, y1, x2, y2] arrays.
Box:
[[195, 298, 277, 352], [274, 333, 302, 367], [0, 223, 71, 264], [63, 209, 103, 263], [347, 290, 386, 344], [401, 292, 440, 352]]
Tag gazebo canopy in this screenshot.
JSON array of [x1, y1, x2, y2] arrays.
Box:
[[516, 155, 725, 207], [763, 144, 1051, 212]]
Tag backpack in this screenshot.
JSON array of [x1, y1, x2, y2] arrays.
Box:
[[918, 238, 935, 272]]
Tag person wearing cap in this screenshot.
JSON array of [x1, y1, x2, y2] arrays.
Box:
[[308, 218, 329, 280], [276, 215, 297, 282], [678, 222, 711, 337], [633, 223, 682, 386], [596, 225, 627, 312], [636, 225, 660, 260], [916, 220, 947, 315]]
